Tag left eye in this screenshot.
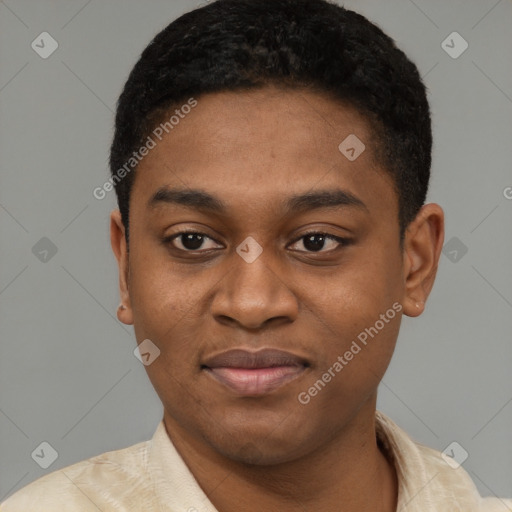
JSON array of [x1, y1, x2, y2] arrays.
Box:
[[288, 233, 347, 253], [165, 231, 347, 253]]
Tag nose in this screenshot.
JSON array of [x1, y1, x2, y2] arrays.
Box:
[[210, 247, 299, 330]]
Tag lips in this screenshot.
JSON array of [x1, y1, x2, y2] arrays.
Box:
[[202, 348, 309, 396]]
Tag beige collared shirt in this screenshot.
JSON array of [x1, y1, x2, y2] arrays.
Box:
[[2, 411, 511, 511]]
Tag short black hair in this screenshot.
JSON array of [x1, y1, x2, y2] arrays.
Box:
[[109, 0, 431, 245]]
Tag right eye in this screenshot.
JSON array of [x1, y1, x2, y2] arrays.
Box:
[[163, 231, 223, 252]]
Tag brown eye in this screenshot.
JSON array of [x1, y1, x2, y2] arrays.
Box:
[[289, 232, 349, 253], [165, 232, 222, 252]]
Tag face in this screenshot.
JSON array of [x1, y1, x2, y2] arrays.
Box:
[[111, 86, 443, 465]]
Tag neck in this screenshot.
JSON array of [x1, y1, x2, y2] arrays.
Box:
[[163, 397, 398, 512]]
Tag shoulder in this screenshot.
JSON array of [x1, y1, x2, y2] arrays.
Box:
[[412, 441, 512, 512], [375, 411, 512, 512], [0, 439, 153, 512]]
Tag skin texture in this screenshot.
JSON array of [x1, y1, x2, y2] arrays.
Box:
[[110, 86, 444, 512]]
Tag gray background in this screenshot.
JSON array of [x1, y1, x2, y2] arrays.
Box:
[[1, 0, 511, 503]]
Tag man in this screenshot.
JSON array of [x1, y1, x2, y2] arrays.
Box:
[[2, 0, 510, 510]]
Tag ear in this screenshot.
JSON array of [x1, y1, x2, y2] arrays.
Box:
[[401, 203, 444, 317], [110, 210, 134, 325]]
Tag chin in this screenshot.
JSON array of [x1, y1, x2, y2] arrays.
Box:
[[217, 438, 309, 466], [201, 416, 318, 466]]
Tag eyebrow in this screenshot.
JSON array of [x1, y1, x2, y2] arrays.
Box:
[[147, 187, 368, 214]]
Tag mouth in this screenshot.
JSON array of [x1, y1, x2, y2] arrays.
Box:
[[201, 348, 310, 396]]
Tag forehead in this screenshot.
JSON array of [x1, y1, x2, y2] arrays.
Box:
[[130, 87, 395, 220], [159, 87, 373, 163]]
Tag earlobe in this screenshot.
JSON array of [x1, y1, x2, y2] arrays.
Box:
[[402, 203, 444, 318], [110, 210, 134, 325], [117, 303, 132, 324]]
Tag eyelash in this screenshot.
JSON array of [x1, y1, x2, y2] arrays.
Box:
[[163, 229, 351, 254]]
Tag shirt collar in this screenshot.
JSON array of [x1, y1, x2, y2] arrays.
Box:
[[375, 410, 437, 512], [147, 420, 220, 512], [147, 410, 438, 512]]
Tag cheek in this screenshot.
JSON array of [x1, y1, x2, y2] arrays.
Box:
[[313, 250, 401, 330], [301, 246, 403, 389], [127, 247, 215, 375], [299, 293, 401, 413], [128, 242, 190, 329]]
